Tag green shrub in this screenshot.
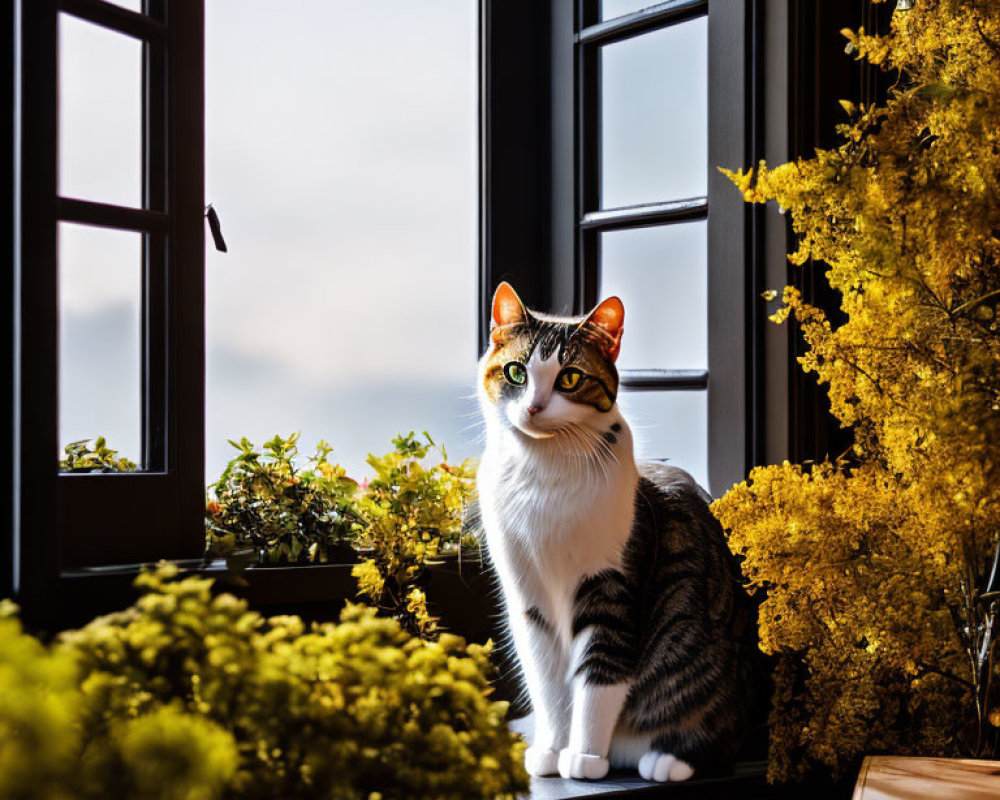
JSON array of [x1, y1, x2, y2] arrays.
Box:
[[205, 434, 365, 565], [353, 432, 477, 639], [204, 431, 479, 639], [50, 564, 527, 800], [60, 437, 137, 473]]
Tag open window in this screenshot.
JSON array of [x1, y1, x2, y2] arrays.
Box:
[[13, 0, 204, 623]]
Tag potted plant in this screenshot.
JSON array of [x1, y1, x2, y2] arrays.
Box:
[[205, 433, 365, 567]]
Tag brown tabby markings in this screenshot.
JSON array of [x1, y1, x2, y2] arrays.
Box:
[[482, 314, 619, 412]]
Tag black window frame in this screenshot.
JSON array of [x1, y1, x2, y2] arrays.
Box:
[[11, 0, 205, 624], [481, 0, 760, 497], [578, 0, 740, 498]]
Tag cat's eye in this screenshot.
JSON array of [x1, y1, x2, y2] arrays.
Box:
[[556, 368, 583, 392], [503, 361, 527, 386]]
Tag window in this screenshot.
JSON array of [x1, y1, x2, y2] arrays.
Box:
[[6, 0, 875, 622], [13, 0, 204, 618], [482, 0, 756, 497], [9, 0, 483, 625], [578, 2, 710, 487]]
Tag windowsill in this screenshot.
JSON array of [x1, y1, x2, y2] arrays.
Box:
[[509, 716, 768, 800], [52, 553, 503, 650]]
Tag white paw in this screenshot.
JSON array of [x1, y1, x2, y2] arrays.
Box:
[[637, 751, 694, 782], [524, 746, 560, 776], [557, 748, 610, 780]]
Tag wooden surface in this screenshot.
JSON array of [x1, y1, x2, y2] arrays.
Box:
[[853, 756, 1000, 800]]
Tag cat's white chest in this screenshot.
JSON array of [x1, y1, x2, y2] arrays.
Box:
[[478, 428, 638, 647]]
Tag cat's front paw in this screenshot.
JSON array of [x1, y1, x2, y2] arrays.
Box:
[[637, 751, 694, 783], [557, 749, 610, 780], [525, 746, 560, 777]]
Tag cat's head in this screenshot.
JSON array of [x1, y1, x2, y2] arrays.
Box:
[[478, 282, 624, 439]]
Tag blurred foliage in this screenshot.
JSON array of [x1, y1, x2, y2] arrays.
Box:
[[353, 432, 477, 639], [715, 0, 1000, 781], [60, 437, 137, 473], [0, 596, 238, 800], [1, 565, 528, 800], [205, 434, 365, 567]]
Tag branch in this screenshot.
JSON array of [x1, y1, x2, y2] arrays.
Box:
[[913, 659, 976, 691], [951, 288, 1000, 318], [971, 0, 1000, 60]]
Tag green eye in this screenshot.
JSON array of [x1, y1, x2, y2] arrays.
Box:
[[556, 368, 583, 392], [503, 361, 527, 386]]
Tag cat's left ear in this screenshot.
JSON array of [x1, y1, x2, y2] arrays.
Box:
[[581, 296, 625, 361]]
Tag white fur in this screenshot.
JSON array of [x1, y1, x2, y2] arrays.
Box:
[[638, 752, 695, 783], [479, 343, 697, 781]]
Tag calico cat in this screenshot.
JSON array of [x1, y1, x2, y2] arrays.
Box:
[[477, 282, 757, 783]]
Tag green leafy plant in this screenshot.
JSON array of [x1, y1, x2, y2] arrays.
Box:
[[353, 432, 477, 639], [205, 434, 365, 567], [60, 437, 137, 473], [7, 563, 526, 800]]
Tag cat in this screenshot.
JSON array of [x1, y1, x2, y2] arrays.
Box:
[[476, 281, 758, 783]]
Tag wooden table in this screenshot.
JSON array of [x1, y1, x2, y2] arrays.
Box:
[[854, 756, 1000, 800]]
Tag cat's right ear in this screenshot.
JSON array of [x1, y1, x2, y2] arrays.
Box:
[[491, 282, 527, 333]]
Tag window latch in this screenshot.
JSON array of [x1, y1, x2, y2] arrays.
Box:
[[205, 204, 228, 253]]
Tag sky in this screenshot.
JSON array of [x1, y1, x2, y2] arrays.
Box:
[[56, 1, 710, 490]]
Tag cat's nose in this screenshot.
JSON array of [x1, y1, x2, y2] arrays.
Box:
[[527, 404, 543, 416]]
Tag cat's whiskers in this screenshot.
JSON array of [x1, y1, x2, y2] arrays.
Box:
[[556, 423, 614, 483]]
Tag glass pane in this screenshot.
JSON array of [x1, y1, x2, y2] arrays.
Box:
[[58, 14, 142, 207], [106, 0, 144, 11], [601, 17, 708, 208], [601, 0, 661, 21], [599, 221, 707, 370], [205, 1, 478, 483], [617, 389, 708, 492], [59, 224, 143, 469]]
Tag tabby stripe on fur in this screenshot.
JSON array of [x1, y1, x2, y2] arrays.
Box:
[[525, 605, 553, 635]]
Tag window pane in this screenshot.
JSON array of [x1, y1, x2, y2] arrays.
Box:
[[599, 221, 706, 370], [106, 1, 144, 11], [617, 389, 708, 492], [58, 14, 142, 207], [59, 224, 142, 468], [601, 1, 662, 21], [205, 1, 477, 483], [601, 17, 707, 208]]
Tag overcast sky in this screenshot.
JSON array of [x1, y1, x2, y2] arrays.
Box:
[[57, 1, 710, 489]]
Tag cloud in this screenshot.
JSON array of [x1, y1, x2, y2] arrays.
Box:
[[204, 0, 479, 386]]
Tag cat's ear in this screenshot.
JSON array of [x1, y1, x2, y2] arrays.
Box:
[[582, 296, 625, 361], [491, 281, 527, 331]]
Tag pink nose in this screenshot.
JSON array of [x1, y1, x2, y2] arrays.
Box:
[[527, 405, 543, 416]]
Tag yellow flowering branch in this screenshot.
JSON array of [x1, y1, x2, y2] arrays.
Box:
[[713, 0, 1000, 779]]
